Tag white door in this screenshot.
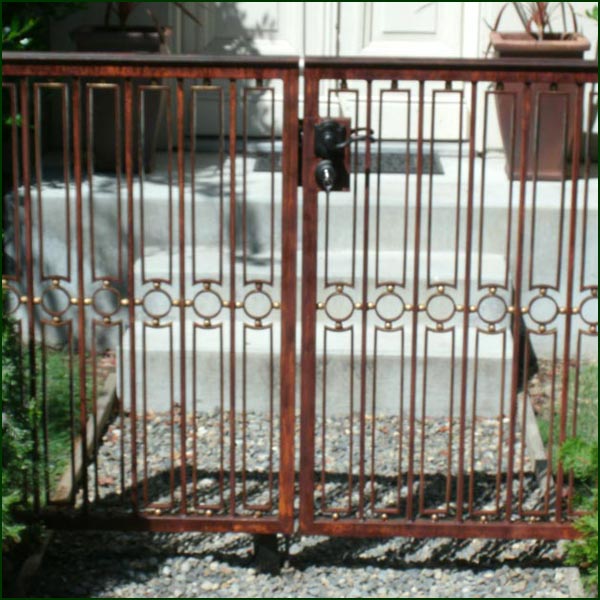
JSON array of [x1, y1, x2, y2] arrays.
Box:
[[171, 2, 481, 138]]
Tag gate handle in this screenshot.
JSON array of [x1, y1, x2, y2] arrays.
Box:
[[334, 127, 376, 150]]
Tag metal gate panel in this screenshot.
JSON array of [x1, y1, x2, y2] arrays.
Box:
[[2, 53, 598, 541], [3, 54, 298, 534], [299, 58, 597, 539]]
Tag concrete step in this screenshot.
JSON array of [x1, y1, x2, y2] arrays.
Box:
[[119, 321, 512, 418]]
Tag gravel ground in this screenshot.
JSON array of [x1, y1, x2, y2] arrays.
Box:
[[81, 412, 536, 519], [22, 410, 584, 598], [26, 530, 583, 598]]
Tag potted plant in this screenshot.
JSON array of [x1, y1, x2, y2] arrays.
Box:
[[488, 2, 591, 180], [70, 2, 200, 173]]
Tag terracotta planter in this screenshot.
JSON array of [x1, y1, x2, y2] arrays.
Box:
[[70, 26, 172, 173], [489, 32, 590, 180]]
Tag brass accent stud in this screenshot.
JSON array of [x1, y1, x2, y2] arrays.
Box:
[[103, 280, 110, 288], [336, 285, 343, 293], [332, 512, 339, 521], [367, 302, 375, 310], [489, 286, 497, 295], [152, 319, 159, 327], [521, 307, 528, 314], [83, 298, 92, 305], [255, 511, 262, 518], [185, 299, 193, 307], [488, 324, 496, 333], [355, 302, 363, 310], [134, 298, 142, 306], [153, 281, 161, 290], [590, 325, 597, 334], [1, 279, 7, 288], [273, 301, 281, 309], [52, 279, 60, 287], [120, 298, 130, 306], [335, 322, 342, 330], [418, 304, 426, 311], [559, 306, 567, 314], [480, 515, 488, 523], [436, 322, 444, 331], [203, 282, 211, 291], [235, 301, 243, 309], [70, 298, 78, 305], [381, 513, 388, 521], [469, 305, 477, 313], [592, 288, 597, 298], [204, 320, 211, 328], [255, 320, 262, 328], [431, 514, 439, 522], [256, 282, 263, 291], [154, 508, 161, 516], [172, 299, 180, 307], [437, 285, 444, 294], [507, 305, 515, 314], [456, 304, 464, 312], [206, 509, 213, 517], [317, 302, 325, 310], [222, 300, 230, 308], [103, 317, 111, 325], [52, 316, 61, 324], [385, 322, 392, 330], [387, 285, 394, 293], [572, 307, 580, 314], [33, 297, 41, 304], [540, 287, 547, 296], [539, 325, 546, 333], [20, 295, 28, 304], [405, 304, 413, 311]]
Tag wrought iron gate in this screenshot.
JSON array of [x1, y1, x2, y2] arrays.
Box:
[[2, 53, 597, 540]]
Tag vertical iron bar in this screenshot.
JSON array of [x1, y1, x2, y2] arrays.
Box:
[[555, 83, 584, 521], [177, 78, 188, 514], [20, 78, 40, 513], [505, 82, 532, 522], [279, 69, 298, 530], [72, 77, 89, 510], [406, 80, 425, 521], [456, 82, 477, 521], [228, 79, 237, 516], [124, 78, 138, 511], [358, 80, 372, 520], [299, 72, 320, 530]]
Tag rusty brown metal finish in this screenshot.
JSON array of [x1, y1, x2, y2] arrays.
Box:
[[504, 82, 532, 522], [72, 77, 89, 510], [556, 83, 585, 522], [124, 78, 139, 511], [3, 53, 596, 540]]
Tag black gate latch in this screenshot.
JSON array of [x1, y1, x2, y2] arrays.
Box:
[[314, 119, 376, 192]]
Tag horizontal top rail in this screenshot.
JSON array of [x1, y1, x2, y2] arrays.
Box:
[[2, 51, 299, 79], [3, 52, 597, 82], [304, 56, 598, 83]]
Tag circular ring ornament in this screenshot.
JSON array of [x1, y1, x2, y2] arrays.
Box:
[[579, 296, 598, 326], [243, 290, 273, 320], [41, 285, 71, 317], [3, 285, 21, 315], [193, 289, 223, 320], [476, 294, 508, 325], [324, 291, 355, 323], [92, 286, 121, 318], [528, 295, 558, 325], [142, 288, 172, 319], [425, 293, 456, 323], [375, 291, 405, 322]]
